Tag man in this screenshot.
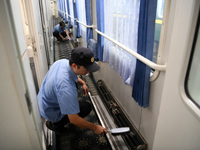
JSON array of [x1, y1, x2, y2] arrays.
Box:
[[37, 47, 107, 135], [52, 21, 71, 41]]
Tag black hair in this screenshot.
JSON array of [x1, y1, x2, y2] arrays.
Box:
[[69, 59, 73, 66], [69, 59, 80, 68], [59, 21, 65, 27]]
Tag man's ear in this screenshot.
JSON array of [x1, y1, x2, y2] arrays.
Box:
[[71, 63, 78, 69], [71, 63, 78, 74]]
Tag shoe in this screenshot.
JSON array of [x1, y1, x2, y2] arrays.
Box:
[[46, 121, 68, 135], [57, 37, 62, 42]]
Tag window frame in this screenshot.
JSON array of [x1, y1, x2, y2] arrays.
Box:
[[179, 3, 200, 119], [185, 9, 200, 109]]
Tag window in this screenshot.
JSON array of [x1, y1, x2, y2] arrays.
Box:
[[185, 12, 200, 108], [103, 0, 140, 85], [153, 0, 165, 63]]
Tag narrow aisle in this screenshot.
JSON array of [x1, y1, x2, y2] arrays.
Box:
[[52, 17, 112, 150]]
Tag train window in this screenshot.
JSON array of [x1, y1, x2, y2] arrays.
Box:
[[185, 12, 200, 108], [153, 0, 165, 63], [103, 0, 140, 85]]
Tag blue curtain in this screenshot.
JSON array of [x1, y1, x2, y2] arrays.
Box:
[[75, 1, 80, 38], [57, 0, 61, 17], [132, 0, 157, 107], [66, 0, 72, 28], [85, 0, 92, 43], [72, 1, 78, 40], [61, 0, 64, 19], [96, 0, 104, 61], [64, 0, 68, 23]]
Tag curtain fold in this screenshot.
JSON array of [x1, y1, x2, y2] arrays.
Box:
[[66, 0, 72, 28], [64, 0, 68, 23], [63, 0, 66, 21], [72, 0, 78, 41], [96, 0, 104, 61], [68, 0, 75, 27], [76, 0, 87, 41], [74, 1, 80, 38], [76, 0, 92, 43], [57, 0, 61, 17], [61, 0, 64, 19], [85, 0, 92, 43], [132, 0, 157, 107]]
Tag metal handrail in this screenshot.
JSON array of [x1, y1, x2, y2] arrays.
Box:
[[58, 10, 93, 28], [95, 29, 167, 71], [76, 20, 94, 28], [58, 9, 167, 71]]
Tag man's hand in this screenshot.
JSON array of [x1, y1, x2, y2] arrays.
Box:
[[68, 114, 107, 135], [82, 83, 89, 96], [78, 77, 88, 96], [93, 125, 107, 135]]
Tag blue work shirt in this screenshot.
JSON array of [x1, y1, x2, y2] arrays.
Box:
[[37, 59, 79, 122], [52, 24, 67, 34]]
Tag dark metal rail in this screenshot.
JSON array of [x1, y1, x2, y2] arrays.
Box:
[[88, 79, 147, 150]]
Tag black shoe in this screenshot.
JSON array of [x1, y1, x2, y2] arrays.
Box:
[[57, 37, 62, 42], [46, 121, 68, 135]]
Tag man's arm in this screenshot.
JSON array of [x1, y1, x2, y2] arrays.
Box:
[[59, 33, 65, 40], [68, 114, 107, 135], [78, 77, 88, 95], [65, 30, 71, 39], [59, 31, 70, 40], [78, 77, 85, 85]]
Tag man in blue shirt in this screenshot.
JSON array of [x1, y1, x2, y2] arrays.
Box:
[[37, 47, 107, 135], [52, 21, 71, 41]]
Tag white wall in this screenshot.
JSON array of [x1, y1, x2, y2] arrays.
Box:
[[0, 0, 54, 149], [0, 0, 43, 149], [152, 1, 200, 149]]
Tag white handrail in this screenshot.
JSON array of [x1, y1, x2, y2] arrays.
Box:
[[95, 29, 167, 71], [58, 9, 167, 71], [58, 10, 93, 28], [76, 20, 93, 28]]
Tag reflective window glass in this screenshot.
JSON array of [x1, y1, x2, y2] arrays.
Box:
[[153, 0, 165, 63], [185, 14, 200, 108]]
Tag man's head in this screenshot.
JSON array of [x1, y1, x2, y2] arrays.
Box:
[[70, 47, 100, 75], [59, 21, 65, 28]]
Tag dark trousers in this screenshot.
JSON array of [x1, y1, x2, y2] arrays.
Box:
[[52, 100, 92, 129], [53, 30, 67, 40]]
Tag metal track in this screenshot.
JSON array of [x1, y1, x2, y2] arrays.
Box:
[[89, 93, 129, 150], [85, 76, 147, 150]]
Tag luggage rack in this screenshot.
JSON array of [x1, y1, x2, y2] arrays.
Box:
[[86, 77, 147, 150]]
